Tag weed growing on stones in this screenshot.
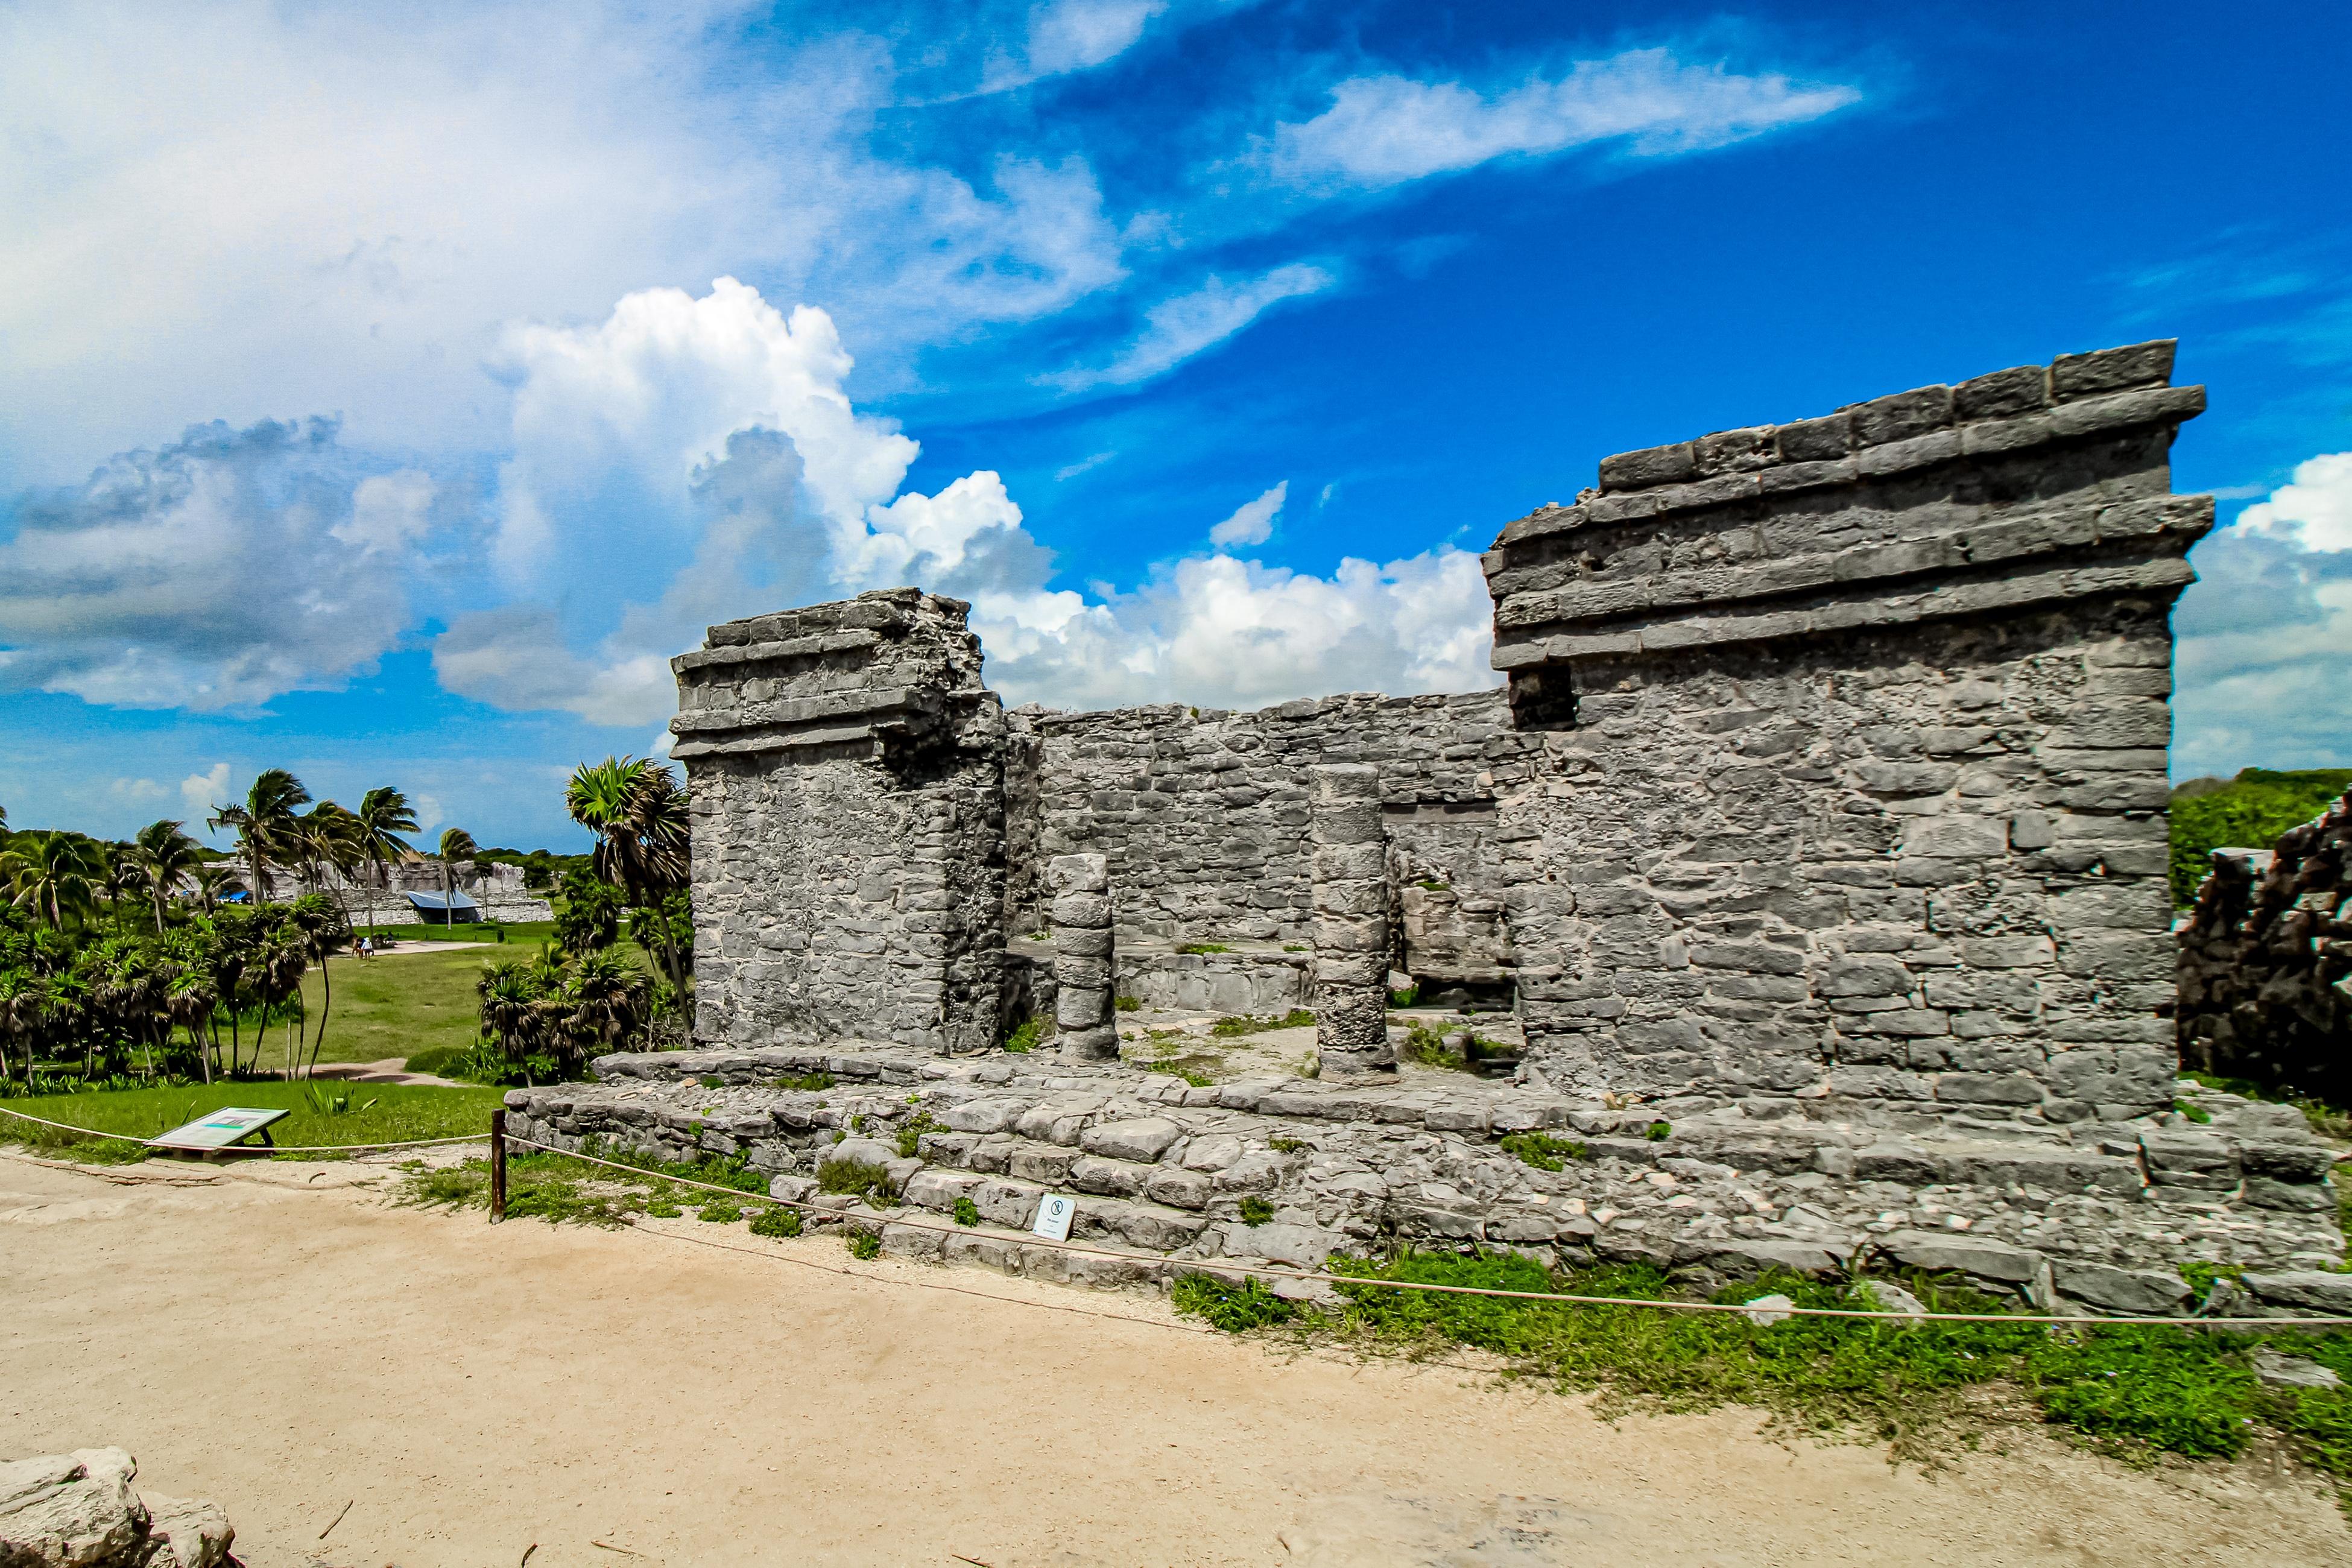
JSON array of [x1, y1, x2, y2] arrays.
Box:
[[2173, 1099, 2213, 1124], [1173, 1274, 1298, 1332], [952, 1196, 981, 1226], [776, 1072, 835, 1092], [847, 1230, 882, 1260], [1002, 1017, 1043, 1053], [1178, 943, 1232, 955], [1211, 1009, 1315, 1038], [645, 1198, 682, 1218], [1646, 1121, 1672, 1141], [1269, 1137, 1309, 1154], [818, 1156, 894, 1204], [896, 1111, 940, 1159], [1238, 1196, 1276, 1226], [749, 1206, 802, 1239], [1400, 1022, 1476, 1073], [698, 1074, 726, 1088], [1500, 1133, 1587, 1172], [698, 1197, 746, 1223], [1114, 996, 1141, 1012]]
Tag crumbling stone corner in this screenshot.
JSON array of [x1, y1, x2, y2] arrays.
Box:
[[1311, 763, 1394, 1075], [1049, 853, 1119, 1060]]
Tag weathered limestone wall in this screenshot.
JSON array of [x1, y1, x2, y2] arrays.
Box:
[[2178, 791, 2352, 1105], [1309, 764, 1393, 1075], [670, 589, 1007, 1055], [1005, 694, 1537, 979], [1482, 341, 2211, 1121]]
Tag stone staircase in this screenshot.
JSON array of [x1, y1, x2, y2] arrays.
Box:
[[500, 1041, 2350, 1317]]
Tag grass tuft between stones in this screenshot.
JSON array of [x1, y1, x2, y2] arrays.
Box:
[[1169, 1247, 2352, 1491]]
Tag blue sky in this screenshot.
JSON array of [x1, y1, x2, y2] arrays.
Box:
[[2, 0, 2348, 850]]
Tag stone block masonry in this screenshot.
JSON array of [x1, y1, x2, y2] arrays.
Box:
[[1310, 765, 1394, 1075], [1483, 341, 2210, 1121], [670, 589, 1007, 1055], [1049, 853, 1118, 1060]]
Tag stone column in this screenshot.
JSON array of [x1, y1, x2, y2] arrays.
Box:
[[1310, 763, 1393, 1075], [1049, 853, 1119, 1060]]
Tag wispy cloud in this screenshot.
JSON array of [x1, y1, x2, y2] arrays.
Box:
[[1045, 263, 1336, 391], [1208, 481, 1285, 548], [1263, 47, 1860, 192]]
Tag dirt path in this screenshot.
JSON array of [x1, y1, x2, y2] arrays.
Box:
[[2, 1152, 2344, 1567]]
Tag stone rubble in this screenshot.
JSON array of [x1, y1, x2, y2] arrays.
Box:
[[0, 1450, 232, 1568]]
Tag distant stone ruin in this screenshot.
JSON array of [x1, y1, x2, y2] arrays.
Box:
[[502, 340, 2345, 1314]]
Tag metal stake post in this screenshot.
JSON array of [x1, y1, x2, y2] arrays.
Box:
[[490, 1108, 507, 1222]]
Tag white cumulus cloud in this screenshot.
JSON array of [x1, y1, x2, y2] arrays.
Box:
[[2172, 457, 2352, 777], [1268, 48, 1861, 192], [180, 763, 232, 826], [1208, 481, 1286, 548], [2234, 451, 2352, 554], [0, 418, 438, 710]]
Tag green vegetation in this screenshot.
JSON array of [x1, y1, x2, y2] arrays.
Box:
[[1001, 1016, 1043, 1053], [1400, 1020, 1473, 1072], [1500, 1132, 1588, 1171], [1177, 943, 1231, 955], [2180, 1069, 2351, 1140], [1145, 1061, 1216, 1087], [1238, 1195, 1276, 1225], [1268, 1136, 1309, 1154], [2170, 768, 2352, 906], [1113, 994, 1140, 1012], [2173, 1098, 2213, 1124], [952, 1195, 981, 1226], [1387, 985, 1421, 1008], [405, 1137, 773, 1227], [1646, 1121, 1672, 1141], [1177, 1246, 2352, 1490], [1210, 1008, 1314, 1037], [774, 1071, 835, 1092], [896, 1111, 940, 1159], [847, 1230, 883, 1260], [818, 1155, 896, 1206], [750, 1206, 802, 1238], [358, 919, 561, 947], [1173, 1274, 1298, 1331], [1, 1080, 503, 1162]]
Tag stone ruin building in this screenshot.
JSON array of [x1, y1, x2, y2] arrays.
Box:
[[506, 340, 2350, 1320]]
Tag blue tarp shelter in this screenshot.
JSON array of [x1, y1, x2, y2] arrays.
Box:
[[405, 889, 483, 925]]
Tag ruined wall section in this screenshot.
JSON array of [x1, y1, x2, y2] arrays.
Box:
[[671, 589, 1006, 1055], [1004, 694, 1538, 978], [2178, 792, 2352, 1106], [1484, 341, 2212, 1122]]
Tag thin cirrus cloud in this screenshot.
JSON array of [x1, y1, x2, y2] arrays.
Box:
[[1044, 262, 1337, 391], [1264, 47, 1862, 192]]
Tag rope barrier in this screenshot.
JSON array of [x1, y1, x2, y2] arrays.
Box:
[[0, 1102, 488, 1155], [500, 1134, 2352, 1330]]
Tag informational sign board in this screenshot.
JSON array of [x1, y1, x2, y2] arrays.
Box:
[[151, 1107, 289, 1151], [1031, 1193, 1076, 1242]]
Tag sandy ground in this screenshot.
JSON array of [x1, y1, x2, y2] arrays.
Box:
[[4, 1151, 2346, 1568]]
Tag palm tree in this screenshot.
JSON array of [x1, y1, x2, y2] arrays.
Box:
[[100, 844, 146, 932], [296, 801, 366, 922], [0, 968, 41, 1086], [287, 893, 351, 1076], [353, 786, 420, 936], [2, 832, 101, 928], [566, 756, 691, 987], [435, 828, 479, 926], [165, 967, 220, 1084], [130, 820, 206, 934], [209, 768, 311, 908], [191, 862, 245, 915]]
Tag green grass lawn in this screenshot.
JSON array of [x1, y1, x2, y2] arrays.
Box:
[[298, 937, 662, 1068], [0, 1080, 505, 1162], [299, 945, 500, 1066], [353, 918, 560, 947]]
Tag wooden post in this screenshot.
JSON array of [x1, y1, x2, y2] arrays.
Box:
[[490, 1108, 507, 1222]]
